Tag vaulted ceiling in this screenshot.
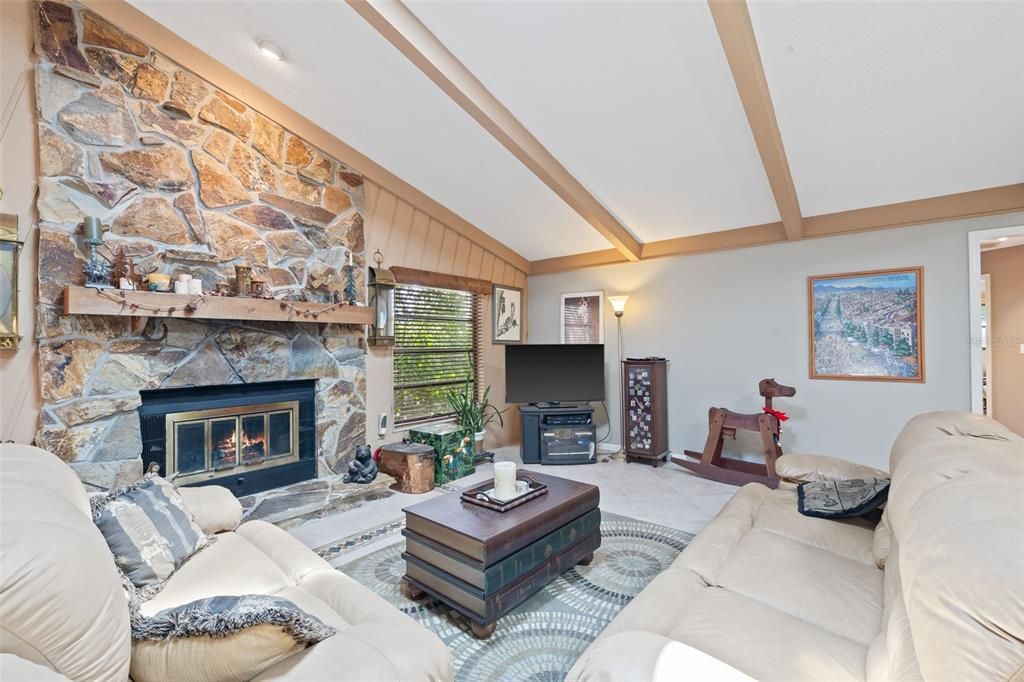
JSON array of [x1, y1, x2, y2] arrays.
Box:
[[128, 0, 1024, 269]]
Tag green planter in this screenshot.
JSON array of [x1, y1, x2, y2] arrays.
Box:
[[409, 423, 475, 485]]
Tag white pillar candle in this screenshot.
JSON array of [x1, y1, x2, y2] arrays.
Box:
[[173, 280, 189, 294], [188, 279, 203, 295], [177, 273, 192, 282], [493, 461, 517, 500]]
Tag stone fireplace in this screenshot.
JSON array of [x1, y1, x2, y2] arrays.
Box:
[[139, 380, 316, 495], [31, 0, 369, 492]]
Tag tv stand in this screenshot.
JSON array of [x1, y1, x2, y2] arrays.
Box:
[[520, 404, 596, 465]]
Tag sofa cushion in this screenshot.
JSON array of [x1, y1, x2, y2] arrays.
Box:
[[131, 594, 335, 682], [252, 588, 454, 682], [715, 528, 883, 646], [568, 631, 755, 681], [665, 589, 868, 682], [752, 488, 877, 565], [0, 445, 131, 682], [92, 476, 208, 587], [139, 532, 292, 617], [139, 520, 455, 681]]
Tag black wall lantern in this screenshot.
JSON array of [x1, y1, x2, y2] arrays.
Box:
[[368, 249, 395, 346]]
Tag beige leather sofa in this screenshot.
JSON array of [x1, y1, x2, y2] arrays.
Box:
[[0, 444, 453, 682], [569, 411, 1024, 681]]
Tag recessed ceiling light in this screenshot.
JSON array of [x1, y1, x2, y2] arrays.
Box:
[[258, 39, 284, 61], [997, 237, 1009, 242]]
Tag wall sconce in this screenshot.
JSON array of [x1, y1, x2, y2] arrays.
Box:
[[368, 249, 395, 346], [0, 214, 23, 351]]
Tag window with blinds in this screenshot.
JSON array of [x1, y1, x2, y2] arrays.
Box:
[[393, 284, 482, 426]]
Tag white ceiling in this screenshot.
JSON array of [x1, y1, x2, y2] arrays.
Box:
[[407, 0, 780, 243], [127, 0, 610, 261], [749, 0, 1024, 217], [128, 0, 1024, 261]]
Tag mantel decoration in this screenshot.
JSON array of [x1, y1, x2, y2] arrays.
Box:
[[82, 216, 111, 289], [0, 214, 22, 350], [561, 291, 604, 344], [808, 267, 924, 382], [492, 283, 522, 344]]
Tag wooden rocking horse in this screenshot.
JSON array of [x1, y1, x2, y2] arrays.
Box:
[[672, 378, 796, 488]]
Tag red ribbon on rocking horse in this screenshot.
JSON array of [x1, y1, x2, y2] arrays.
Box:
[[672, 378, 796, 488]]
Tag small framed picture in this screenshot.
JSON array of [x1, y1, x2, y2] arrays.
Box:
[[808, 267, 924, 382], [492, 283, 522, 344], [560, 291, 604, 344]]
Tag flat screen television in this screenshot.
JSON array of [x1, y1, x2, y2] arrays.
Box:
[[505, 344, 605, 404]]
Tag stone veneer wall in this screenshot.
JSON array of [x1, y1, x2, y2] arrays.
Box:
[[32, 0, 367, 487]]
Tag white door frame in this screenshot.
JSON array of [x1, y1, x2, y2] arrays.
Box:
[[967, 225, 1024, 414]]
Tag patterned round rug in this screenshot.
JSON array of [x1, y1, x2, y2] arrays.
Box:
[[339, 513, 693, 682]]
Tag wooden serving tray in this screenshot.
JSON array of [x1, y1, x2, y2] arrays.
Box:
[[461, 473, 548, 512]]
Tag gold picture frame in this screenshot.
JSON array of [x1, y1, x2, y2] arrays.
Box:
[[0, 214, 22, 351], [808, 267, 924, 382]]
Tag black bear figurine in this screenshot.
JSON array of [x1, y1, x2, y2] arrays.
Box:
[[343, 444, 378, 484]]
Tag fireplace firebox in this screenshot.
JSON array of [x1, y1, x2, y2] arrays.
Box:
[[139, 381, 316, 496]]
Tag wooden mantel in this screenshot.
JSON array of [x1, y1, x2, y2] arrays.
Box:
[[63, 286, 373, 326]]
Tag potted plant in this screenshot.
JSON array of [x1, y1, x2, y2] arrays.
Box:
[[446, 382, 505, 454]]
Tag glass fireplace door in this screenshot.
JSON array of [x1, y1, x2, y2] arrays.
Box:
[[166, 401, 299, 485]]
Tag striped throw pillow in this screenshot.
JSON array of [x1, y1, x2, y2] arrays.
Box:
[[93, 477, 208, 587]]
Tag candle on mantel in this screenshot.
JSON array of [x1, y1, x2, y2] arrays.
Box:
[[83, 217, 102, 242], [493, 461, 517, 501], [348, 250, 353, 267]]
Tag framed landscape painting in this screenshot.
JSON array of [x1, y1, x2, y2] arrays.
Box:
[[492, 283, 522, 344], [561, 291, 604, 344], [808, 267, 924, 382]]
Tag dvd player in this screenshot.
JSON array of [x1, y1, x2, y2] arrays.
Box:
[[544, 413, 592, 426]]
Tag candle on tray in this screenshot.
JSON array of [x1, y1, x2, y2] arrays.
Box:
[[188, 279, 202, 295], [493, 461, 517, 501], [173, 279, 189, 294]]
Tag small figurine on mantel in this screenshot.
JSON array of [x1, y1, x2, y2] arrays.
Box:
[[343, 444, 378, 484]]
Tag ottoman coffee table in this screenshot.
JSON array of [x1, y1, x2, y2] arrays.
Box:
[[400, 470, 600, 639]]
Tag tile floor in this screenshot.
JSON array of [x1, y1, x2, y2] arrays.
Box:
[[288, 447, 739, 564]]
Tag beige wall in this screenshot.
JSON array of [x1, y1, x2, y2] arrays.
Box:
[[528, 213, 1024, 471], [981, 244, 1024, 435], [0, 0, 40, 444], [363, 182, 527, 450]]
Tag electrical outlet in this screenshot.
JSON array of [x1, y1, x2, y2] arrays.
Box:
[[377, 413, 388, 437], [1019, 343, 1024, 355]]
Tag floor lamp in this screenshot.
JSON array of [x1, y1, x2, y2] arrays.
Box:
[[607, 295, 630, 461]]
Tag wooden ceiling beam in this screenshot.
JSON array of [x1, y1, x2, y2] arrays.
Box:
[[641, 221, 787, 259], [709, 0, 803, 241], [529, 185, 1024, 275], [530, 249, 629, 276], [802, 184, 1024, 238], [346, 0, 643, 262]]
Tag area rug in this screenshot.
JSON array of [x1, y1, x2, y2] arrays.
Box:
[[337, 513, 694, 682]]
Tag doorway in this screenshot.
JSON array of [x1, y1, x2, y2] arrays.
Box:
[[968, 226, 1024, 433]]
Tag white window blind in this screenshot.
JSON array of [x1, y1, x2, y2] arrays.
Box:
[[393, 284, 482, 426]]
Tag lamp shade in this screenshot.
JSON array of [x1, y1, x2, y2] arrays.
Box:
[[608, 295, 630, 314]]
